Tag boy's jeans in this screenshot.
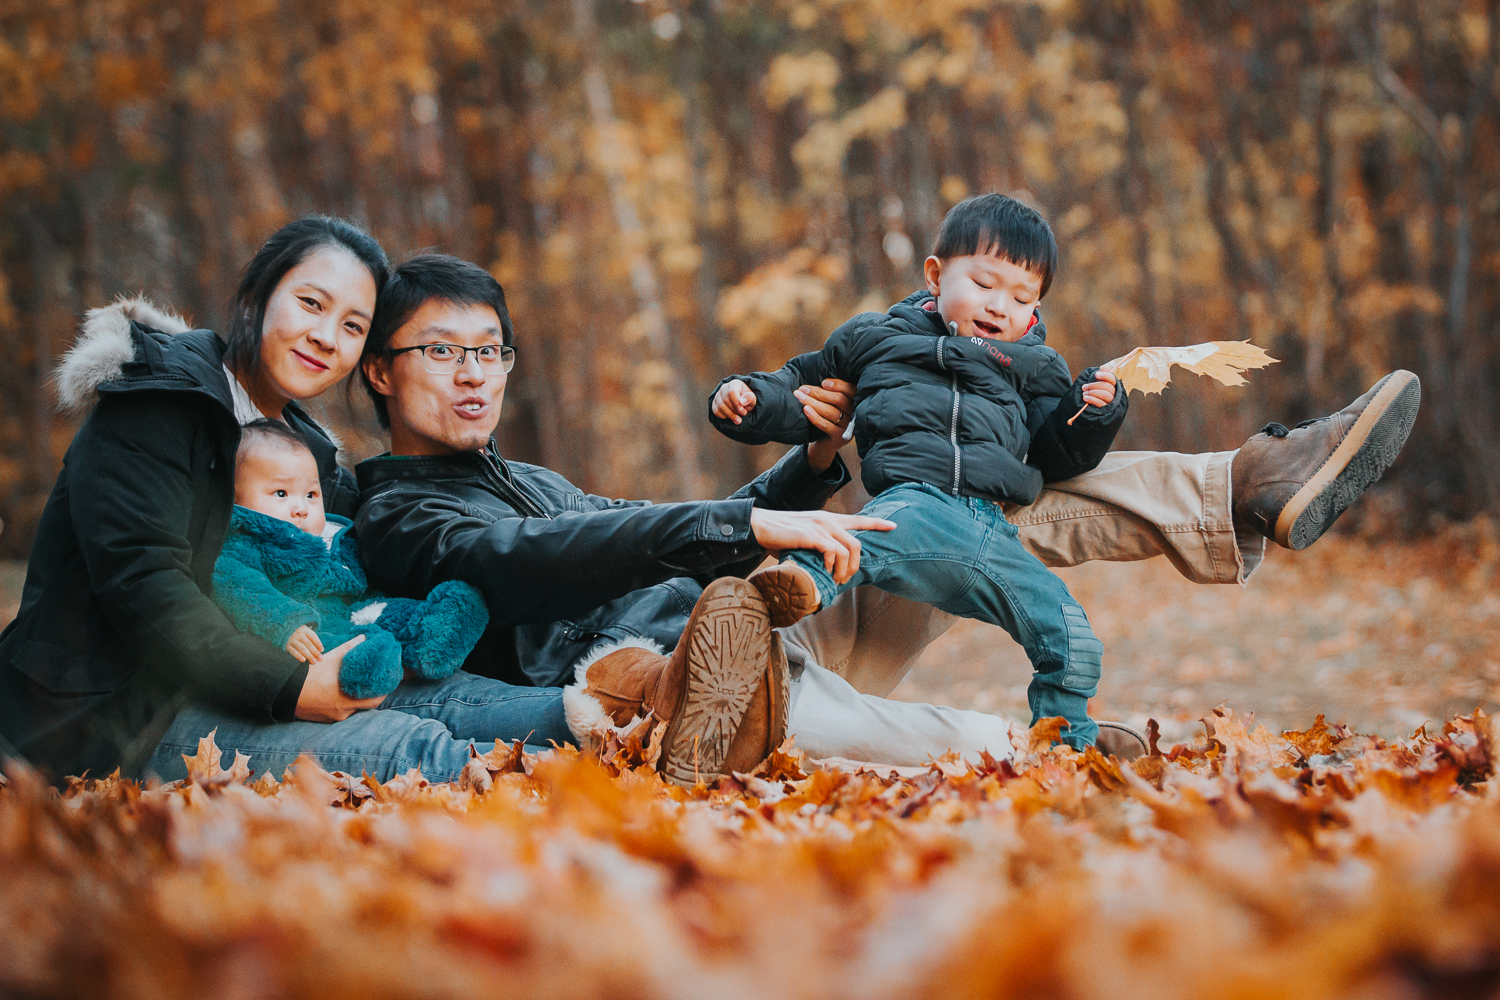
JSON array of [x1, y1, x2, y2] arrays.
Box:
[[786, 482, 1103, 748], [144, 671, 571, 783], [779, 449, 1259, 765]]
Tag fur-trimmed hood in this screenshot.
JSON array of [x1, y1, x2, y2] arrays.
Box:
[[55, 296, 203, 412]]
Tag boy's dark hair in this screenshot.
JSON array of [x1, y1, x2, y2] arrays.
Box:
[[237, 418, 314, 463], [359, 253, 515, 429], [225, 216, 390, 371], [931, 194, 1058, 298]]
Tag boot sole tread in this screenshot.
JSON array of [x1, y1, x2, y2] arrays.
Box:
[[748, 565, 821, 629], [658, 579, 770, 786], [1277, 372, 1421, 550]]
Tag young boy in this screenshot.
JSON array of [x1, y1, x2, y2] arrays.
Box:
[[213, 419, 490, 700], [711, 194, 1124, 749]]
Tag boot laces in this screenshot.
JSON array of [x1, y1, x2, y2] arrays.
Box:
[[1260, 416, 1328, 438]]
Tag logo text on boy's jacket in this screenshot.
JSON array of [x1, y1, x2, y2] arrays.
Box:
[[970, 337, 1013, 367]]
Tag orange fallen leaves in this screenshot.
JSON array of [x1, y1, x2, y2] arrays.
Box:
[[4, 706, 1500, 999]]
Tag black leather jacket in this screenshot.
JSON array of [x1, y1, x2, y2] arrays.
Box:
[[354, 445, 849, 687]]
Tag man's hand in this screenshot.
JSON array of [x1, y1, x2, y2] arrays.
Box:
[[1082, 369, 1117, 409], [294, 634, 386, 723], [749, 508, 895, 584], [285, 625, 324, 664], [798, 379, 855, 473], [712, 379, 757, 424]]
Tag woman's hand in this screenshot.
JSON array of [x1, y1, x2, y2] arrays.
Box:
[[285, 625, 324, 664], [294, 635, 386, 722], [799, 379, 856, 473], [1082, 369, 1117, 408], [749, 508, 895, 584]]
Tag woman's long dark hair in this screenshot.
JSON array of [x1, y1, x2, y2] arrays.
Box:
[[223, 216, 390, 372]]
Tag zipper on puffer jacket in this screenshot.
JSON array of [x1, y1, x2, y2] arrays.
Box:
[[482, 451, 550, 518], [935, 338, 962, 495]]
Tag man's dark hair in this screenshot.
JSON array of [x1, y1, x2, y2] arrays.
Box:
[[236, 418, 314, 464], [360, 253, 515, 429], [931, 194, 1058, 298], [224, 215, 390, 370]]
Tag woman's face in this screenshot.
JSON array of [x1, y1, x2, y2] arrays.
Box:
[[254, 246, 378, 402]]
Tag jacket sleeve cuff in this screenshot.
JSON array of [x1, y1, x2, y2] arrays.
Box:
[[271, 661, 309, 722], [696, 497, 757, 544]]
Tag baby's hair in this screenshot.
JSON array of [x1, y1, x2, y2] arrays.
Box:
[[237, 418, 314, 463], [931, 194, 1058, 298]]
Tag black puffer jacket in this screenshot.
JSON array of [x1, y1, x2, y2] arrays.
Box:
[[0, 299, 353, 780], [710, 290, 1127, 505], [354, 444, 848, 688]]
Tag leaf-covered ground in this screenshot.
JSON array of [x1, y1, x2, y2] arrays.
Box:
[[4, 708, 1500, 1000], [896, 519, 1500, 743]]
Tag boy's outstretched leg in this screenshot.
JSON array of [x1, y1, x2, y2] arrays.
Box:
[[775, 483, 1105, 748]]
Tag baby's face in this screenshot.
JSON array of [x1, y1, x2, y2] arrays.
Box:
[[234, 443, 326, 535], [924, 252, 1044, 342]]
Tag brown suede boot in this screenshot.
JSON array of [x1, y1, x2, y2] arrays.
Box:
[[747, 561, 822, 628], [718, 631, 790, 775], [562, 577, 775, 786], [1094, 722, 1147, 761], [1232, 370, 1420, 550]]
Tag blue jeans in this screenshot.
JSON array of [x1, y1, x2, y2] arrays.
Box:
[[145, 671, 571, 783], [787, 483, 1103, 747]]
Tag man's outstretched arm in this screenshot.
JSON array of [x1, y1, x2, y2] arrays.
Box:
[[357, 488, 892, 629]]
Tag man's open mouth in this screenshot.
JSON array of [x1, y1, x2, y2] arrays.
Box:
[[454, 397, 489, 418], [973, 320, 1002, 338]]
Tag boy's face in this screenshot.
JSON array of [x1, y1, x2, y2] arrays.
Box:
[[923, 252, 1044, 342], [235, 442, 327, 535]]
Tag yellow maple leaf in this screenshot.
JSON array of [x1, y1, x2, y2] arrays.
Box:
[[1068, 341, 1277, 424], [1105, 340, 1279, 395]]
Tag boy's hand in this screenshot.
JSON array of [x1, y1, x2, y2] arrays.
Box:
[[749, 508, 895, 585], [286, 625, 324, 664], [798, 378, 856, 473], [1082, 369, 1117, 409], [712, 379, 757, 424]]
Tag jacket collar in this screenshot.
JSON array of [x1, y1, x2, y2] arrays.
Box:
[[356, 441, 500, 493], [887, 289, 1049, 345], [226, 505, 353, 575]]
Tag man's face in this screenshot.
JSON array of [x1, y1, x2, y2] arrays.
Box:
[[364, 299, 509, 456], [924, 252, 1045, 342]]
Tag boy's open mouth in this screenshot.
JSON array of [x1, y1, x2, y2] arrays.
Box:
[[972, 319, 1002, 338]]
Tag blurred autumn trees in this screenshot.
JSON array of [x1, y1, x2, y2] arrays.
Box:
[[0, 0, 1496, 556]]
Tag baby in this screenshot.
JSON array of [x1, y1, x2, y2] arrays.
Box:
[[711, 194, 1125, 749], [213, 419, 489, 699]]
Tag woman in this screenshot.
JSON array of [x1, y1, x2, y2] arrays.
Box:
[[0, 217, 571, 783]]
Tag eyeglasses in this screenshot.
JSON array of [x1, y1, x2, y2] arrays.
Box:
[[387, 343, 516, 375]]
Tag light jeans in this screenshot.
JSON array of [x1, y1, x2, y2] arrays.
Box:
[[782, 449, 1258, 765], [145, 671, 571, 783]]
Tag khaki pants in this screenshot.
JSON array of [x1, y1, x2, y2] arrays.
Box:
[[782, 450, 1265, 765]]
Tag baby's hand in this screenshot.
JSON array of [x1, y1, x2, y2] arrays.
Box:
[[286, 625, 324, 664], [712, 379, 757, 424], [1082, 369, 1117, 408]]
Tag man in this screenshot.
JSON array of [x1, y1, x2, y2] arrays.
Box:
[[356, 254, 1418, 771]]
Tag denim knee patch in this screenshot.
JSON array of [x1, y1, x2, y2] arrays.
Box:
[[1060, 604, 1103, 691]]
